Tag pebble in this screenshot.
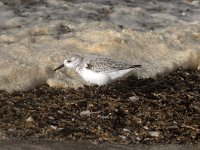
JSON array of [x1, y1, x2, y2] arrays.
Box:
[[80, 110, 91, 116], [123, 128, 130, 132], [144, 126, 149, 130], [149, 131, 160, 137], [128, 96, 140, 102], [50, 125, 57, 130], [26, 116, 34, 122], [119, 135, 127, 140]]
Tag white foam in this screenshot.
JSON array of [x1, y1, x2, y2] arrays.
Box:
[[0, 0, 200, 92]]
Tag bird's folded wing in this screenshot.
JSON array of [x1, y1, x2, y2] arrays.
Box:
[[85, 57, 139, 72]]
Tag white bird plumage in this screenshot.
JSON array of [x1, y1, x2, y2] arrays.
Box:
[[54, 54, 141, 86]]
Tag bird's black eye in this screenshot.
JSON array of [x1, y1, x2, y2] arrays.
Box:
[[67, 60, 71, 63]]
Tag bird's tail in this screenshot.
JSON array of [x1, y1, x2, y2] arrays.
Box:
[[130, 65, 142, 68]]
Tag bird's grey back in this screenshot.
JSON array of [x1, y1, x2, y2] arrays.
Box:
[[80, 55, 140, 72]]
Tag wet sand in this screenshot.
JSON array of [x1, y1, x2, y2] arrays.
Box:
[[0, 140, 200, 150]]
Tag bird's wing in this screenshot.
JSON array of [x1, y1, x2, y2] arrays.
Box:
[[84, 57, 141, 72]]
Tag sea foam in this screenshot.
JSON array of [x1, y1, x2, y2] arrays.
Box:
[[0, 0, 199, 92]]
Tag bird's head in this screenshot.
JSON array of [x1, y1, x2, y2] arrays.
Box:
[[54, 54, 82, 71]]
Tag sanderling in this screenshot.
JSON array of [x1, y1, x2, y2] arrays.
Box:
[[54, 54, 141, 85]]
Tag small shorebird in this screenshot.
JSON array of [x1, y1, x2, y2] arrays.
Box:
[[54, 54, 141, 86]]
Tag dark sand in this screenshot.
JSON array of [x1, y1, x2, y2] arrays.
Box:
[[0, 140, 200, 150], [0, 69, 200, 145]]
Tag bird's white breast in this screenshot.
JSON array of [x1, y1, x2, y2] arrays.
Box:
[[78, 68, 111, 85]]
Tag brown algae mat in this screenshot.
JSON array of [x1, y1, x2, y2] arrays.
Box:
[[0, 69, 200, 144]]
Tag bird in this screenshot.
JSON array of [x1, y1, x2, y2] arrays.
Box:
[[54, 54, 141, 86]]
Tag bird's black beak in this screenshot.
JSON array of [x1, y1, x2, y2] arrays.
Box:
[[54, 64, 64, 71]]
